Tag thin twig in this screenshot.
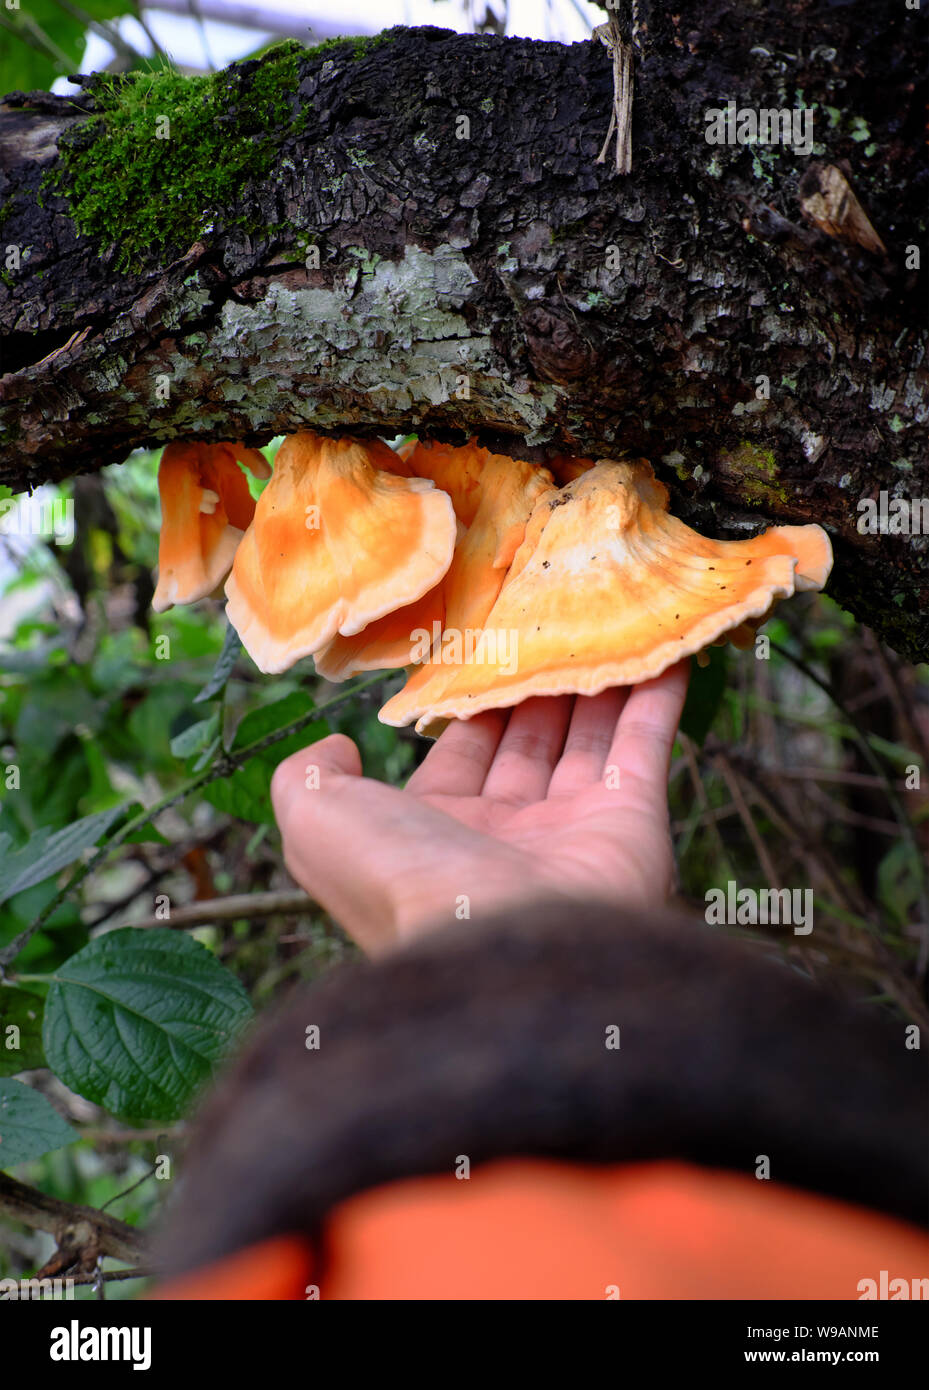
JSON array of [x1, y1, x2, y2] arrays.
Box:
[[0, 1172, 146, 1265], [100, 1165, 157, 1214], [68, 1266, 154, 1285], [771, 641, 929, 940], [126, 889, 317, 930]]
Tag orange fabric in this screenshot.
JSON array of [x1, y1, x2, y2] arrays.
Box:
[[150, 1234, 314, 1301], [152, 1160, 929, 1301]]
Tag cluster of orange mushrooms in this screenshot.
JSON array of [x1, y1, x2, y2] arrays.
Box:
[[152, 432, 833, 735]]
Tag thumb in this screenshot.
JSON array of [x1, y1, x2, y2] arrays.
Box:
[[271, 732, 362, 813]]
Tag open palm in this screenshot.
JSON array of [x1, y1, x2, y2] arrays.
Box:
[[272, 661, 689, 955]]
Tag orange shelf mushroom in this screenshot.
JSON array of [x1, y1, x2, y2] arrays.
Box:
[[224, 432, 457, 674], [314, 441, 553, 683], [152, 441, 271, 612], [379, 458, 832, 731]]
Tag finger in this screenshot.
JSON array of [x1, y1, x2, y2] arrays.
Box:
[[546, 687, 629, 798], [405, 709, 508, 798], [271, 734, 428, 953], [481, 694, 573, 807], [607, 659, 690, 794]]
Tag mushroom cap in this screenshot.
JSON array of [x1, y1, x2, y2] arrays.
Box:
[[152, 441, 271, 612], [224, 432, 457, 674], [313, 443, 553, 682], [547, 455, 595, 486], [379, 458, 833, 729]]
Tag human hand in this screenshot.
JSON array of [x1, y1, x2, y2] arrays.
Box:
[[271, 660, 690, 955]]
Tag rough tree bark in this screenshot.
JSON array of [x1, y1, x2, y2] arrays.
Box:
[[0, 4, 926, 657]]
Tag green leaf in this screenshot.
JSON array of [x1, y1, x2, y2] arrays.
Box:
[[193, 622, 242, 703], [0, 989, 46, 1074], [170, 713, 219, 759], [191, 736, 222, 774], [43, 929, 253, 1124], [680, 649, 728, 747], [122, 825, 170, 846], [877, 841, 923, 930], [206, 693, 325, 824], [0, 805, 127, 906], [118, 802, 170, 845], [0, 0, 133, 99], [0, 15, 80, 99], [0, 1078, 75, 1169], [230, 690, 314, 751]]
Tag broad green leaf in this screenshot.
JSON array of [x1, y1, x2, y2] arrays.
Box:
[[170, 713, 219, 759], [0, 1078, 75, 1169], [126, 682, 200, 764], [0, 643, 59, 675], [193, 622, 241, 703], [680, 648, 728, 747], [43, 929, 253, 1123], [206, 693, 325, 824], [231, 690, 315, 751], [0, 989, 46, 1074], [0, 805, 126, 905], [0, 0, 137, 99]]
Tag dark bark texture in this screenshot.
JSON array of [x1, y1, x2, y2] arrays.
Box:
[[0, 3, 926, 657]]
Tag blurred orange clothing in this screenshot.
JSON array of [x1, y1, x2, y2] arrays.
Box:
[[153, 1159, 929, 1301]]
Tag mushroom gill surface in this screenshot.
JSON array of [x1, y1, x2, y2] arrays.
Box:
[[379, 458, 833, 730]]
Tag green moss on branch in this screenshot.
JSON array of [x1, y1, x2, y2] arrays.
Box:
[[43, 41, 305, 274]]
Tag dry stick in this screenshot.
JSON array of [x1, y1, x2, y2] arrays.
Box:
[[594, 18, 634, 174], [739, 768, 872, 924], [671, 799, 738, 834], [802, 786, 900, 836], [713, 753, 782, 889], [677, 734, 737, 879], [66, 1267, 153, 1286], [866, 632, 929, 767], [771, 641, 929, 972], [741, 763, 929, 1027], [126, 888, 317, 931], [713, 751, 819, 980], [0, 1172, 147, 1265], [763, 767, 907, 788], [99, 1165, 158, 1214], [1, 672, 387, 969]]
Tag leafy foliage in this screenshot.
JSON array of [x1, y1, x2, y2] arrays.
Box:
[[0, 1078, 75, 1168], [0, 440, 925, 1288], [43, 929, 253, 1123], [0, 0, 134, 99]]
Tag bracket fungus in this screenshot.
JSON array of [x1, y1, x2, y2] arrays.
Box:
[[152, 441, 271, 613], [223, 432, 457, 674], [314, 441, 553, 683], [151, 437, 832, 736], [379, 458, 833, 732]]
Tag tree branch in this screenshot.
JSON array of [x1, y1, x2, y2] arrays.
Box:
[[127, 888, 318, 930], [0, 6, 926, 656], [0, 1171, 147, 1268]]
